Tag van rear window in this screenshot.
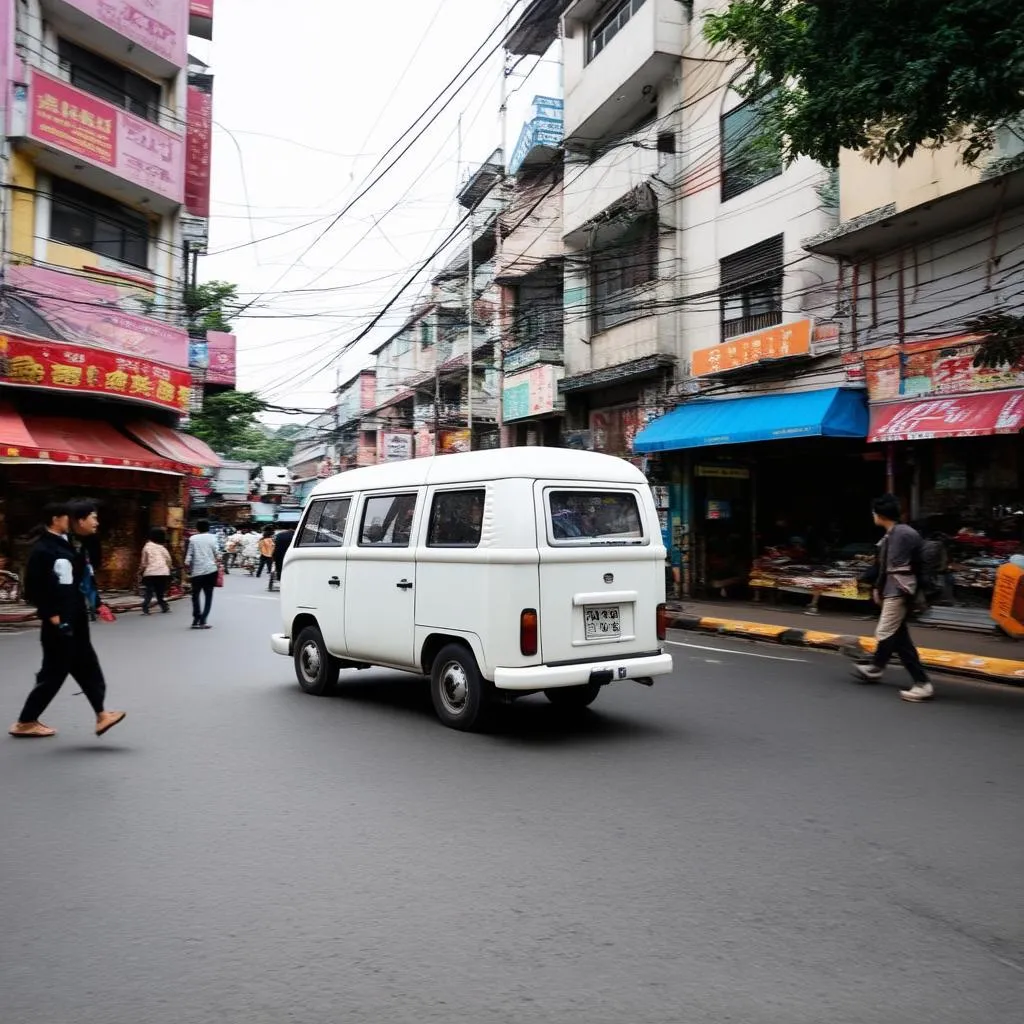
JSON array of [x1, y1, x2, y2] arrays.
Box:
[[548, 491, 644, 544]]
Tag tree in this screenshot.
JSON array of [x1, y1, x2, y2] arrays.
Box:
[[968, 313, 1024, 369], [185, 280, 241, 335], [703, 1, 1024, 168], [187, 391, 266, 458]]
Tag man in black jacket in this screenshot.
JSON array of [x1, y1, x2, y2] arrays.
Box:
[[8, 500, 126, 738]]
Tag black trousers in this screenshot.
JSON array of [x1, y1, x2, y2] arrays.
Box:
[[143, 575, 170, 612], [20, 621, 106, 723], [872, 597, 929, 684], [256, 555, 274, 578], [191, 572, 217, 625]]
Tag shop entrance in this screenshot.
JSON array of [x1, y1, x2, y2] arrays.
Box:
[[692, 464, 753, 596]]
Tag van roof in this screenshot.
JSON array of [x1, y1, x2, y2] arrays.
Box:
[[309, 448, 647, 496]]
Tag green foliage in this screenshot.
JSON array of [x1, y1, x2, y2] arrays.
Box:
[[968, 313, 1024, 368], [704, 1, 1024, 167], [185, 280, 241, 335], [187, 391, 268, 460]]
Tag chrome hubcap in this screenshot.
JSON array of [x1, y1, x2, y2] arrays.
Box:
[[439, 660, 469, 715], [300, 641, 322, 682]]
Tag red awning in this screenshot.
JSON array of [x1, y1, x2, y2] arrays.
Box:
[[0, 404, 180, 472], [124, 421, 222, 471], [869, 390, 1024, 442]]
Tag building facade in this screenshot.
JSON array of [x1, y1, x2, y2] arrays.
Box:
[[0, 1, 227, 590]]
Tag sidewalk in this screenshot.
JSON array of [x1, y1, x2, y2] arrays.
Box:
[[0, 591, 186, 627], [667, 599, 1024, 686]]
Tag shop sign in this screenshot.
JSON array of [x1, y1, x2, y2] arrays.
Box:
[[206, 332, 237, 386], [861, 334, 1024, 401], [590, 406, 647, 456], [188, 340, 209, 369], [191, 1, 214, 17], [62, 0, 188, 66], [0, 334, 191, 413], [28, 71, 185, 203], [990, 563, 1024, 640], [6, 264, 188, 368], [691, 319, 812, 377], [502, 364, 564, 422], [695, 465, 750, 480], [438, 429, 471, 455], [868, 391, 1024, 442], [185, 75, 213, 219], [380, 432, 413, 462]]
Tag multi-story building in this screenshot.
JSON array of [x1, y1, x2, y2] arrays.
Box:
[[0, 1, 226, 589]]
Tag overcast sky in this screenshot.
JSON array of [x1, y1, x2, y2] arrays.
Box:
[[190, 0, 559, 421]]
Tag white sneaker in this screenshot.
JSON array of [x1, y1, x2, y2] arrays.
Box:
[[899, 683, 935, 702], [854, 663, 883, 682]]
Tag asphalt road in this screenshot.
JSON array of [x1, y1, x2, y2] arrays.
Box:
[[2, 573, 1023, 1024]]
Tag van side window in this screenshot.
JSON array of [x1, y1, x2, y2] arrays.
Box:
[[359, 494, 417, 547], [296, 498, 351, 547], [428, 489, 485, 547], [548, 491, 644, 544]]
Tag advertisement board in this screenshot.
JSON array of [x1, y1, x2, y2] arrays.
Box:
[[205, 332, 237, 386], [28, 71, 184, 203], [185, 75, 213, 219], [62, 0, 188, 67], [691, 319, 812, 377], [380, 432, 413, 462], [502, 364, 564, 422], [6, 264, 189, 367], [0, 334, 191, 413]]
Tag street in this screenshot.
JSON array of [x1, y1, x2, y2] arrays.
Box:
[[1, 573, 1023, 1024]]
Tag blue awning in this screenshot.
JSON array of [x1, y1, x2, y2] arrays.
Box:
[[634, 387, 868, 453]]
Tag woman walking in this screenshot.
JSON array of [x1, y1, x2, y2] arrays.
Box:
[[140, 527, 173, 615]]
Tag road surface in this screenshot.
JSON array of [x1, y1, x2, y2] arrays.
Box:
[[2, 574, 1022, 1023]]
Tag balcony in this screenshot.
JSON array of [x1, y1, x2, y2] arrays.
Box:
[[504, 341, 564, 374], [563, 121, 661, 240], [40, 0, 188, 77], [10, 67, 185, 212], [562, 0, 685, 147]]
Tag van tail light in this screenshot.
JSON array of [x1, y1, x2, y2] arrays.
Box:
[[656, 603, 669, 642], [520, 609, 538, 657]]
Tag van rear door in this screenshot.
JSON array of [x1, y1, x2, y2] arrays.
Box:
[[534, 483, 664, 666]]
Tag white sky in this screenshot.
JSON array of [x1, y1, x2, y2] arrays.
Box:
[[189, 0, 559, 422]]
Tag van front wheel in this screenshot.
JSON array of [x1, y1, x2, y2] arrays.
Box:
[[545, 683, 602, 708], [430, 644, 491, 731], [294, 625, 340, 696]]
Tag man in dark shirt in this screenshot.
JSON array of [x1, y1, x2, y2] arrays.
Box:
[[854, 495, 934, 701], [9, 500, 126, 738], [272, 527, 295, 582]]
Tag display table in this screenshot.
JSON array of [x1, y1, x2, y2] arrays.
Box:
[[750, 560, 873, 614]]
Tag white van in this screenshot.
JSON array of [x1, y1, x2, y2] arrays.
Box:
[[271, 448, 673, 730]]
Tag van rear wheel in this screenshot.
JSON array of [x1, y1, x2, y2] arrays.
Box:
[[545, 683, 602, 708], [430, 644, 491, 731], [294, 625, 340, 696]]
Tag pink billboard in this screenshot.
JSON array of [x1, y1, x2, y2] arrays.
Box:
[[190, 1, 214, 16], [29, 71, 184, 204], [7, 264, 189, 368], [206, 332, 237, 386], [63, 0, 188, 67]]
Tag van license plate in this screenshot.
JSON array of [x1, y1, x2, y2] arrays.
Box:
[[584, 605, 621, 639]]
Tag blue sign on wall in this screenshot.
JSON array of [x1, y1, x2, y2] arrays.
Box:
[[188, 340, 209, 370]]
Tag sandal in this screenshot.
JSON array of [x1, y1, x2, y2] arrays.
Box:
[[96, 710, 126, 736]]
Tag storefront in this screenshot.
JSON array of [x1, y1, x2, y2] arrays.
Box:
[[0, 403, 219, 591], [635, 386, 876, 602]]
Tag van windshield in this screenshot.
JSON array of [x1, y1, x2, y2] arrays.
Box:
[[548, 491, 644, 545]]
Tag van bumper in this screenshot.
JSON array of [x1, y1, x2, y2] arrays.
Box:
[[493, 652, 673, 691], [271, 633, 291, 656]]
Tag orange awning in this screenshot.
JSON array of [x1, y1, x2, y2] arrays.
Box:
[[124, 420, 222, 471], [0, 404, 180, 473]]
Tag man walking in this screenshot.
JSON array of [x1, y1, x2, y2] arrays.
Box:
[[272, 524, 295, 584], [256, 526, 276, 578], [9, 500, 126, 738], [854, 495, 934, 702], [185, 519, 221, 629]]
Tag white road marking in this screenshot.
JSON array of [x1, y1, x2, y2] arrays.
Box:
[[240, 595, 279, 601], [667, 640, 807, 663]]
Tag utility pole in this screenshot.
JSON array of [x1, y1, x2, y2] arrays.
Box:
[[467, 205, 474, 448], [495, 19, 511, 448]]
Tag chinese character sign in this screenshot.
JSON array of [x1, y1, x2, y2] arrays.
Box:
[[691, 319, 813, 377], [29, 71, 184, 204], [0, 334, 191, 413], [185, 76, 214, 218], [205, 332, 237, 386], [62, 0, 188, 67]]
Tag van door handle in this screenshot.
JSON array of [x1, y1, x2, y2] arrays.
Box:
[[327, 576, 341, 588], [396, 580, 413, 590]]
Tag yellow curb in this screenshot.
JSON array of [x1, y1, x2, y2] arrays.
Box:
[[700, 617, 789, 639], [691, 616, 1024, 684]]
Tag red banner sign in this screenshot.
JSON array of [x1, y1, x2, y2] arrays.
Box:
[[185, 76, 213, 218], [868, 391, 1024, 442], [190, 1, 213, 16], [0, 335, 191, 413], [30, 75, 116, 167]]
